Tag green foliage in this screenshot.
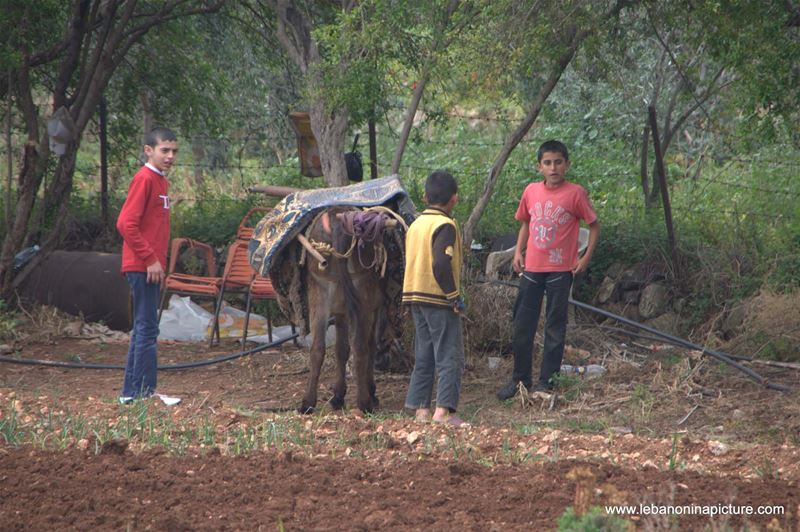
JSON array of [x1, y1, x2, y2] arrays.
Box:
[[557, 506, 629, 532], [552, 373, 583, 402], [0, 400, 21, 445], [171, 193, 264, 249], [0, 1, 65, 72], [750, 332, 797, 363]]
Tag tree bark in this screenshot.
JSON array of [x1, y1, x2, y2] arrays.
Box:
[[270, 0, 351, 186], [0, 62, 49, 295], [4, 70, 12, 231], [391, 67, 429, 176], [192, 138, 206, 188], [640, 123, 650, 205]]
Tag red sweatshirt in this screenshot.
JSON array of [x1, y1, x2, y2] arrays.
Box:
[[116, 165, 170, 273]]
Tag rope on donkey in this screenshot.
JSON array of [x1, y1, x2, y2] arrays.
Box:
[[298, 206, 406, 276]]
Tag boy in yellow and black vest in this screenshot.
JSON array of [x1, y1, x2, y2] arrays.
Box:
[[402, 170, 468, 426]]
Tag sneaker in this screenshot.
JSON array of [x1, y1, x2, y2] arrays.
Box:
[[496, 381, 529, 401], [531, 381, 554, 393], [155, 393, 181, 406], [118, 396, 135, 405]]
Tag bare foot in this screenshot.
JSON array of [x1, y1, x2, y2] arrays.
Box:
[[414, 408, 431, 423], [432, 407, 470, 427], [432, 415, 470, 427]]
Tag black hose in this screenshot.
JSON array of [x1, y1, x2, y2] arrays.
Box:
[[0, 332, 299, 371], [482, 278, 790, 392]]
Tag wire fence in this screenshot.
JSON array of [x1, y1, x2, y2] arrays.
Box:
[[13, 104, 799, 244]]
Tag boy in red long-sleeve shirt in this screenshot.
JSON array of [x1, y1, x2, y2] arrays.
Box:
[[116, 127, 181, 405]]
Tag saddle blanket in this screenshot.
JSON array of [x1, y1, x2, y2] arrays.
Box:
[[248, 175, 416, 276]]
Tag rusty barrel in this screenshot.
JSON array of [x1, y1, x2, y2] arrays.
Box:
[[18, 250, 131, 331]]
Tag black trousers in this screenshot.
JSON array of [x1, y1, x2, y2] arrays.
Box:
[[511, 271, 573, 387]]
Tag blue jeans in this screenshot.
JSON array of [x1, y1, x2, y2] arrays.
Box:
[[405, 305, 465, 412], [511, 271, 573, 387], [122, 272, 160, 398]]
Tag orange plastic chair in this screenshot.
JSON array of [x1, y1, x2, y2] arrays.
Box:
[[210, 240, 258, 346], [158, 238, 222, 342], [243, 275, 281, 343], [236, 207, 270, 241], [212, 240, 291, 345]]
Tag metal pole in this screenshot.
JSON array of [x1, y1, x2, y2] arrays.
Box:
[[5, 69, 12, 229], [368, 117, 378, 180], [99, 96, 109, 228]]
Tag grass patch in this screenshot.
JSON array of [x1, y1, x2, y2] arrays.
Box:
[[552, 373, 584, 401], [562, 418, 607, 433], [557, 506, 629, 531]]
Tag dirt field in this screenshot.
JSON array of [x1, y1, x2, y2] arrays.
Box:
[[2, 323, 800, 530]]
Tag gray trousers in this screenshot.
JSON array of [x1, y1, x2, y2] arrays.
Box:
[[405, 305, 465, 412]]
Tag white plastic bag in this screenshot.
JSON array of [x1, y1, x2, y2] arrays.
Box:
[[208, 303, 271, 339], [158, 295, 213, 342]]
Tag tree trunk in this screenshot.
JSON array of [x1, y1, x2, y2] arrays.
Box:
[[640, 123, 651, 208], [4, 71, 12, 231], [140, 90, 153, 164], [192, 138, 206, 188], [99, 96, 109, 227], [269, 0, 351, 187], [391, 68, 429, 175], [0, 61, 50, 296], [308, 100, 349, 186]]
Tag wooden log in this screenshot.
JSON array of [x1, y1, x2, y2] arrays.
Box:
[[246, 185, 302, 198], [296, 234, 328, 269]]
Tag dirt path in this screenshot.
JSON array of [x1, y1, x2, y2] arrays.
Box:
[[2, 336, 799, 530]]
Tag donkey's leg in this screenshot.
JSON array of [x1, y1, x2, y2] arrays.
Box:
[[353, 308, 380, 413], [365, 306, 381, 410], [329, 316, 350, 410], [300, 296, 330, 415]]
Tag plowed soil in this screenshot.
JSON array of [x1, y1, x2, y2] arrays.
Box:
[[2, 330, 800, 530]]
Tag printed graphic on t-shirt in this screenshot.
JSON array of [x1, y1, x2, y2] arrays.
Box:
[[159, 194, 171, 209], [529, 200, 574, 265]]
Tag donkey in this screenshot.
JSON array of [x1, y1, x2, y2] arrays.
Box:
[[299, 206, 391, 414]]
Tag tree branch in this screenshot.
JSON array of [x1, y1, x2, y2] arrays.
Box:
[[391, 0, 461, 174]]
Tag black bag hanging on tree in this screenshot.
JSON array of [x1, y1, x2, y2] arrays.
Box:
[[345, 134, 363, 182]]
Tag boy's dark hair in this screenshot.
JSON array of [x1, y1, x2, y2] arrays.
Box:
[[425, 170, 458, 205], [144, 126, 177, 147], [537, 140, 569, 162]]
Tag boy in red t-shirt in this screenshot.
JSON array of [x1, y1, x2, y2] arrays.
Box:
[[497, 140, 600, 400], [116, 127, 181, 406]]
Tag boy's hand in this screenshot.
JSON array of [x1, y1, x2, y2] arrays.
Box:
[[452, 296, 466, 314], [147, 261, 166, 285], [512, 252, 525, 273], [572, 256, 590, 275]]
